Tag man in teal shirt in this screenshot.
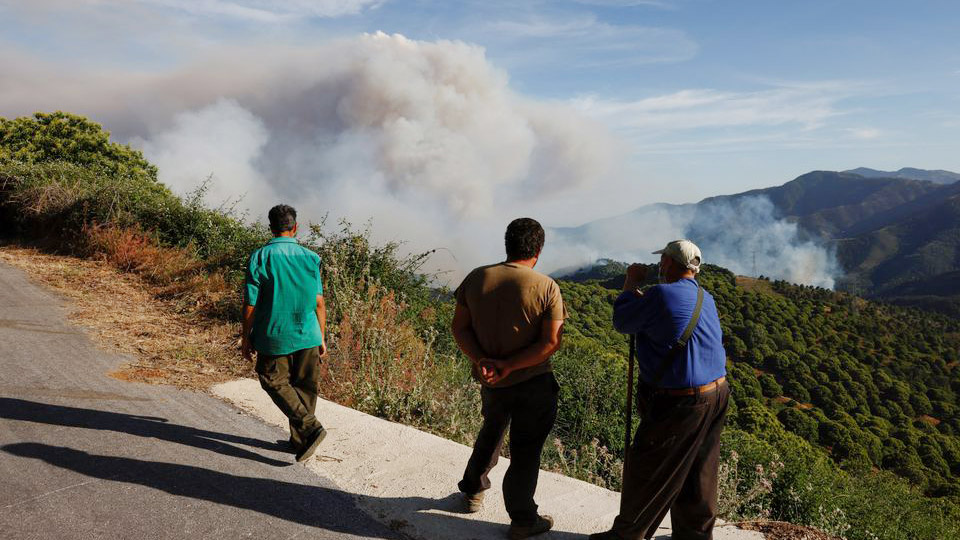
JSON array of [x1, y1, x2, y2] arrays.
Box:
[[242, 204, 328, 463]]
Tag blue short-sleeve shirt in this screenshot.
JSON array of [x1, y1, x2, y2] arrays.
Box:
[[612, 278, 726, 388]]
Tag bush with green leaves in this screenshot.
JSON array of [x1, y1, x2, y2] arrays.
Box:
[[1, 112, 267, 274], [1, 111, 157, 181]]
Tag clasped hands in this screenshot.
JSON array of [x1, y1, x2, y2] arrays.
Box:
[[477, 358, 513, 385]]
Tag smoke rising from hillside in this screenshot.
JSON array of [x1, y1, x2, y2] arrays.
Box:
[[689, 197, 838, 288], [1, 32, 840, 286], [129, 33, 618, 277], [551, 196, 839, 288]]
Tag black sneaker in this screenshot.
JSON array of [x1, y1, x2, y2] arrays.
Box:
[[295, 427, 327, 462], [508, 515, 553, 539]]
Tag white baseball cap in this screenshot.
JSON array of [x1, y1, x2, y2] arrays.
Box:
[[653, 239, 702, 273]]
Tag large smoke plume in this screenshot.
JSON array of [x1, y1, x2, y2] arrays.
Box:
[[2, 32, 839, 286], [131, 33, 618, 277], [552, 196, 839, 288]]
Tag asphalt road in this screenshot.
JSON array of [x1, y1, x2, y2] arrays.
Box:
[[0, 260, 404, 540]]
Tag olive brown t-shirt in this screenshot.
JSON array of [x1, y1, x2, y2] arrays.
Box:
[[455, 262, 567, 388]]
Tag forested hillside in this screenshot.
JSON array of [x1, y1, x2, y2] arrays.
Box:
[[558, 169, 960, 317], [562, 263, 960, 495], [5, 111, 960, 539]]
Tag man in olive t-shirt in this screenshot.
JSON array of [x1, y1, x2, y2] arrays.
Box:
[[241, 204, 328, 463], [452, 218, 566, 540]]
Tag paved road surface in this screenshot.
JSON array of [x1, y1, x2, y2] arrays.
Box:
[[0, 260, 404, 540]]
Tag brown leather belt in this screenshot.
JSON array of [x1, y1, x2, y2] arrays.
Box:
[[659, 376, 726, 396]]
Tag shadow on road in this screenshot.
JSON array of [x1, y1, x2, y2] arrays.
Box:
[[2, 442, 592, 539], [0, 397, 289, 467]]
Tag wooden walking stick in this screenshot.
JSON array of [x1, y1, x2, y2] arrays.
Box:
[[624, 333, 635, 463]]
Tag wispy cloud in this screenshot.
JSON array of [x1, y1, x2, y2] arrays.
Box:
[[845, 127, 884, 139], [572, 85, 851, 131], [1, 0, 385, 22], [142, 0, 387, 21], [568, 81, 882, 153], [482, 14, 697, 67], [571, 0, 676, 8]]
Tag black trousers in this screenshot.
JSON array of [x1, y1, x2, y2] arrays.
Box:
[[458, 373, 559, 525], [255, 346, 323, 449], [612, 381, 730, 540]]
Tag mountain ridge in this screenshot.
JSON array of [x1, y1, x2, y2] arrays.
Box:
[[556, 167, 960, 316], [845, 167, 960, 185]]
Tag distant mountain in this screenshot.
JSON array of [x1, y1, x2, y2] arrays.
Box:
[[708, 170, 946, 239], [845, 167, 960, 185], [557, 168, 960, 317]]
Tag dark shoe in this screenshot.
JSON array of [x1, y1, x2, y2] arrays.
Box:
[[295, 427, 327, 462], [508, 515, 553, 539], [588, 531, 621, 540], [463, 491, 484, 513]]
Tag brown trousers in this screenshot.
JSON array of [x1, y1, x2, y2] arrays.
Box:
[[458, 373, 559, 525], [255, 346, 323, 449], [612, 380, 729, 540]]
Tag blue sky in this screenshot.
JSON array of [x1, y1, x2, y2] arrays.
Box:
[[1, 0, 959, 224]]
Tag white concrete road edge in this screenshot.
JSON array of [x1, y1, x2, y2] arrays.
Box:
[[212, 379, 762, 540]]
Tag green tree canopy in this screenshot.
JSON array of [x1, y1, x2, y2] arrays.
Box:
[[0, 112, 157, 181]]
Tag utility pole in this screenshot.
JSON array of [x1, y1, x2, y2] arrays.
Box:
[[851, 284, 860, 315], [752, 250, 757, 277]]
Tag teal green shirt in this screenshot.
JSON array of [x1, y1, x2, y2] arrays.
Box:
[[245, 237, 325, 356]]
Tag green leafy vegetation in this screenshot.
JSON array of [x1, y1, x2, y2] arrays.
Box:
[[1, 111, 157, 181], [563, 170, 960, 318], [4, 111, 960, 539], [0, 112, 268, 282], [560, 263, 960, 539]]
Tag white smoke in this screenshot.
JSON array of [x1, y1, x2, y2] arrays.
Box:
[[688, 196, 839, 288], [123, 33, 617, 278], [551, 196, 839, 288], [135, 98, 271, 209], [0, 31, 839, 286]]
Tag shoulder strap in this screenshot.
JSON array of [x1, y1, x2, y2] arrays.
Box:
[[652, 283, 704, 386]]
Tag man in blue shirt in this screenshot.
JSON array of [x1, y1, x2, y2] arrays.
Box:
[[591, 240, 729, 540]]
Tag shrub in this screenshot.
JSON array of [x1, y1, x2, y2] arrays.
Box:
[[0, 162, 268, 282], [549, 339, 629, 488], [81, 223, 200, 282], [0, 111, 157, 181]]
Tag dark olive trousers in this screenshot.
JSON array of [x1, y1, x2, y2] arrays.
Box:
[[255, 346, 323, 449], [611, 381, 730, 540], [458, 373, 559, 525]]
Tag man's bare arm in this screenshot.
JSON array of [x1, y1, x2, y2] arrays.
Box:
[[486, 318, 564, 384], [316, 294, 327, 356], [241, 304, 255, 361], [451, 303, 487, 365]]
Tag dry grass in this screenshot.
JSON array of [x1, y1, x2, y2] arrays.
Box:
[[0, 243, 251, 389], [736, 276, 781, 297], [318, 283, 480, 444], [81, 223, 201, 282], [728, 520, 842, 540], [80, 224, 239, 321]]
